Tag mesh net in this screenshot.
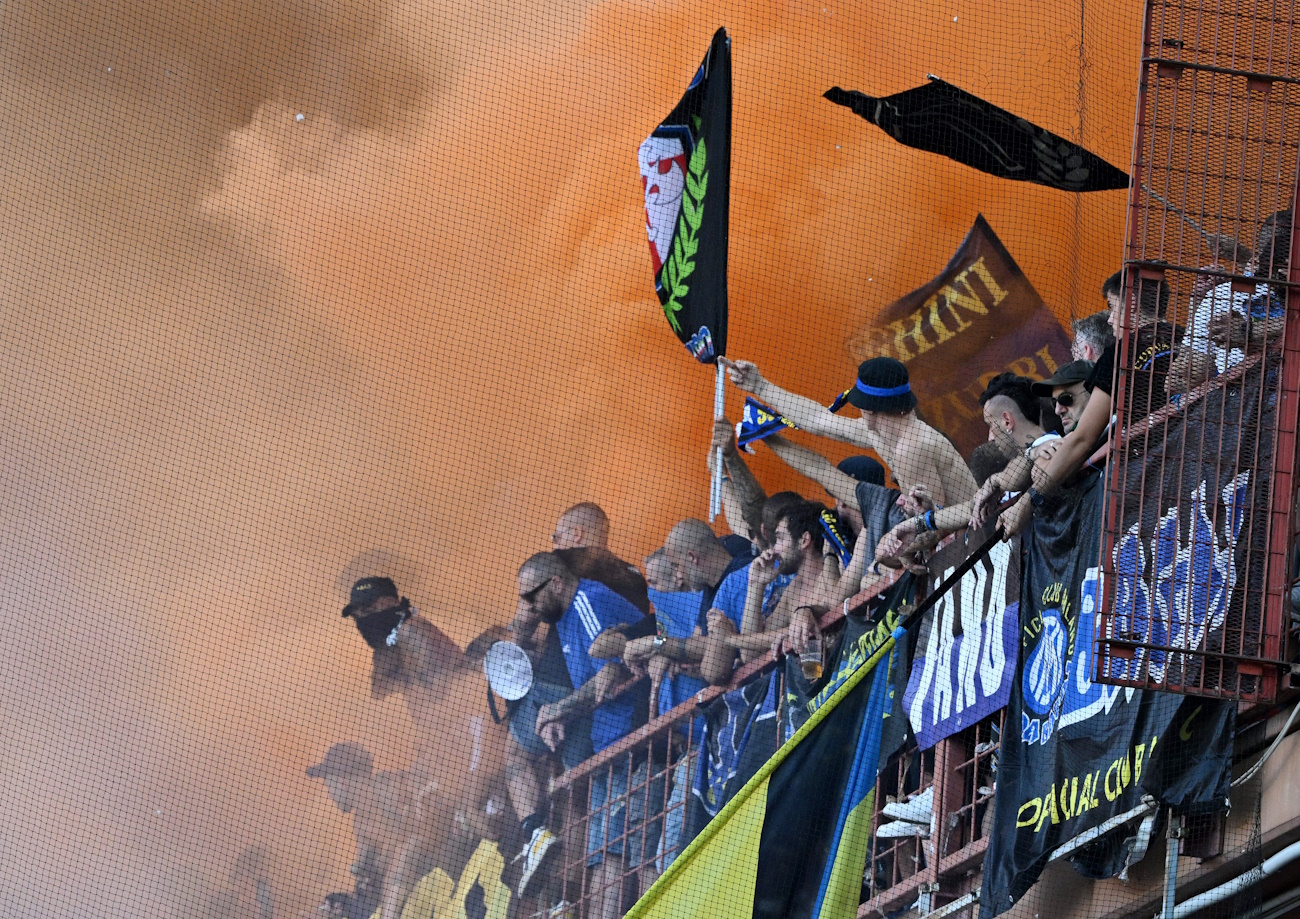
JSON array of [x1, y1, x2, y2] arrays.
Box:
[[0, 2, 1296, 919]]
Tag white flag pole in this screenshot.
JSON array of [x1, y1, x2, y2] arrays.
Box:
[[709, 360, 725, 521]]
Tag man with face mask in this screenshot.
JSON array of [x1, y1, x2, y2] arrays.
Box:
[[504, 553, 648, 900], [342, 578, 510, 919]]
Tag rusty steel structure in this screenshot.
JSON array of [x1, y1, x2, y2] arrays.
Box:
[[1094, 0, 1300, 702]]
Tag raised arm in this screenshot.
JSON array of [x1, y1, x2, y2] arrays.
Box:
[[765, 435, 861, 508], [724, 359, 865, 445], [713, 418, 766, 540]]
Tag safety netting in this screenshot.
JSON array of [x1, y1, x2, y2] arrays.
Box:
[[1, 2, 1296, 919]]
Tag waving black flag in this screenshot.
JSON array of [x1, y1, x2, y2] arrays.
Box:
[[638, 28, 731, 363], [825, 77, 1129, 192]]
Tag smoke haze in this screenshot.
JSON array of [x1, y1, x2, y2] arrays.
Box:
[[0, 0, 1139, 915]]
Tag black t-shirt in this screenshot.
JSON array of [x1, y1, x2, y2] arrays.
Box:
[[1086, 321, 1181, 421], [1086, 341, 1116, 396]]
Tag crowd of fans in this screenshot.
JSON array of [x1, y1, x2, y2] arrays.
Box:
[[290, 210, 1292, 919]]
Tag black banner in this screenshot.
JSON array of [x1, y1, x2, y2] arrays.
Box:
[[979, 473, 1234, 918], [782, 575, 916, 751], [638, 28, 731, 363], [685, 672, 779, 841], [825, 77, 1129, 192]]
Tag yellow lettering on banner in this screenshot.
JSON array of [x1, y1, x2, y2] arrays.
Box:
[[1105, 760, 1122, 802], [1077, 773, 1093, 816], [941, 272, 992, 321], [1036, 783, 1059, 833], [1061, 776, 1078, 820], [1018, 798, 1042, 828], [1134, 743, 1146, 785], [965, 258, 1011, 306], [923, 297, 961, 345], [1120, 752, 1132, 792], [1036, 346, 1059, 375], [887, 311, 933, 362], [1006, 357, 1040, 378]]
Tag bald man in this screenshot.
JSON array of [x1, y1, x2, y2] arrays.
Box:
[[551, 502, 610, 549], [550, 502, 650, 614]]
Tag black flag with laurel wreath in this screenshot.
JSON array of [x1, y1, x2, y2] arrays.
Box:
[[637, 28, 731, 363]]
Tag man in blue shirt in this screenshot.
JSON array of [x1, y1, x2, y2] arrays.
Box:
[[506, 553, 648, 898]]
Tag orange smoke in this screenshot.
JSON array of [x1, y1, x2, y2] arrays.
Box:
[[0, 0, 1139, 915]]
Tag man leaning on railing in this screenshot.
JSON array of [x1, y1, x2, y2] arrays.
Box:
[[505, 552, 653, 899]]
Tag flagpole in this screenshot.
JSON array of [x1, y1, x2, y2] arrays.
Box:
[[709, 360, 725, 521]]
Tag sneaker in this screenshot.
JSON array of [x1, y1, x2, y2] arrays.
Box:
[[546, 901, 576, 919], [882, 786, 933, 824], [876, 820, 930, 838], [516, 827, 559, 897]]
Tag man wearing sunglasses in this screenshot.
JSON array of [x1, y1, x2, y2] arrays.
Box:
[[1030, 361, 1094, 434], [505, 553, 653, 901]]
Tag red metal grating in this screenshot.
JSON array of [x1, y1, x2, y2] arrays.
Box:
[[1095, 0, 1300, 701]]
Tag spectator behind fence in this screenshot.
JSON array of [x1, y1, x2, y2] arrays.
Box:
[[879, 370, 1071, 560], [1071, 311, 1114, 363], [753, 431, 928, 572], [663, 518, 759, 634], [707, 500, 827, 667], [723, 356, 977, 508], [1174, 210, 1291, 389], [341, 578, 508, 919], [970, 339, 1117, 535], [1100, 269, 1182, 415], [1030, 361, 1094, 435], [643, 548, 683, 592], [550, 503, 651, 615], [306, 744, 424, 919], [506, 553, 649, 898], [979, 373, 1060, 462], [641, 547, 707, 717], [631, 513, 792, 685]]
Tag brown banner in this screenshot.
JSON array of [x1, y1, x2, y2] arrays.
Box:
[[846, 215, 1072, 455]]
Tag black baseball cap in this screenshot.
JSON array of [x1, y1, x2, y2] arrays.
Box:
[[1030, 360, 1094, 396], [342, 576, 399, 617], [846, 357, 919, 413]]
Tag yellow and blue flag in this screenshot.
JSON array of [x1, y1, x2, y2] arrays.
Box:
[[736, 397, 796, 452], [627, 583, 910, 919]]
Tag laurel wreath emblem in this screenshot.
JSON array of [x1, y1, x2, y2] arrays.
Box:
[[660, 138, 708, 333]]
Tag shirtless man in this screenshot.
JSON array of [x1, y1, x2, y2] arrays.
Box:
[[722, 356, 976, 508]]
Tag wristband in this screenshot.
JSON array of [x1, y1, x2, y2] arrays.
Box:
[[914, 514, 930, 533], [924, 509, 936, 531], [1028, 488, 1046, 508]]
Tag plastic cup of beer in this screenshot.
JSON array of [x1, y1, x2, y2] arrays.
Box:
[[800, 638, 824, 681]]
